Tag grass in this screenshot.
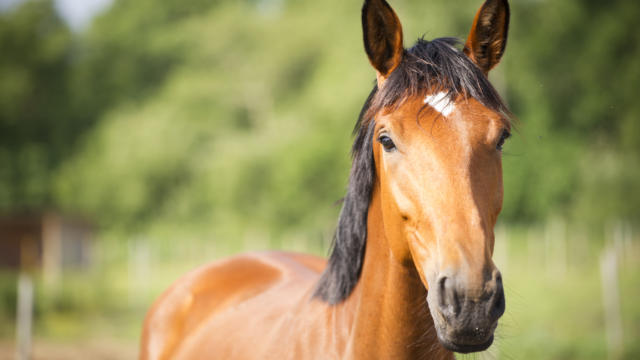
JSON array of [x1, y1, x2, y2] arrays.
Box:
[[0, 221, 638, 359]]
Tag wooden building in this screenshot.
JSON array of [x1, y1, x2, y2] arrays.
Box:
[[0, 212, 93, 280]]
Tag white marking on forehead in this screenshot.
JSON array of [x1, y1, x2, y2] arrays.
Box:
[[424, 92, 455, 117]]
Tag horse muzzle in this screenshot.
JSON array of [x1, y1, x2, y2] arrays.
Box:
[[426, 269, 505, 353]]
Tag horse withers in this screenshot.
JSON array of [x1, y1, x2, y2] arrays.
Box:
[[140, 0, 512, 358]]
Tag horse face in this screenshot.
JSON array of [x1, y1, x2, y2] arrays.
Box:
[[373, 94, 509, 352], [362, 0, 510, 352]]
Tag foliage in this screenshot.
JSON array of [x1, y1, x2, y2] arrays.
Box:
[[0, 0, 72, 209], [501, 0, 640, 225], [0, 0, 638, 246]]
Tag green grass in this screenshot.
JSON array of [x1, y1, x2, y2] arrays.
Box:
[[0, 222, 638, 359], [491, 224, 639, 360]]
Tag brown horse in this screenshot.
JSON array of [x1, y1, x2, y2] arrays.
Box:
[[140, 0, 512, 358]]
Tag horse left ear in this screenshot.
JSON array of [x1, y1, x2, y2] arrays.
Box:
[[464, 0, 510, 75]]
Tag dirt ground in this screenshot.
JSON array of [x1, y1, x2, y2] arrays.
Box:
[[0, 339, 137, 360]]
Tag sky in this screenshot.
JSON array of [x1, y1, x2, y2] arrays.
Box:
[[0, 0, 113, 30]]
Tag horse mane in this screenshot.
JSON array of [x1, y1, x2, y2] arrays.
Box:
[[313, 37, 511, 304]]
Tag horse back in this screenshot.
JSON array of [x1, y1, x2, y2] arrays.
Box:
[[139, 251, 326, 360]]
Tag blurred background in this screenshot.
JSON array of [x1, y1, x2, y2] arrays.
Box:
[[0, 0, 638, 358]]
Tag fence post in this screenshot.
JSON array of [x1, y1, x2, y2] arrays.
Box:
[[128, 238, 151, 305], [16, 235, 38, 360], [15, 272, 34, 360], [600, 242, 623, 359]]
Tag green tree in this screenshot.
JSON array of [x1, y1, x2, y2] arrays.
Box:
[[0, 0, 72, 209], [501, 0, 640, 225]]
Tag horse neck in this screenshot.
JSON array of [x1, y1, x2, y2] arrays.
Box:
[[344, 182, 453, 360]]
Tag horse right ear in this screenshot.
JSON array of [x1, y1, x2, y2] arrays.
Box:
[[362, 0, 404, 86]]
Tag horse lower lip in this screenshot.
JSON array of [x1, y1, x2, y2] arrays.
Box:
[[439, 335, 494, 354]]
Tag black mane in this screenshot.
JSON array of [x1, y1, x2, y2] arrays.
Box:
[[313, 38, 511, 304]]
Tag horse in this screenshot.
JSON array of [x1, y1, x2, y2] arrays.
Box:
[[140, 0, 512, 358]]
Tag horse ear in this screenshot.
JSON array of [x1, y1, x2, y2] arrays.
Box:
[[362, 0, 404, 85], [463, 0, 510, 75]]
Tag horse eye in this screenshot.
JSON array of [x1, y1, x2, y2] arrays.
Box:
[[496, 129, 511, 151], [378, 135, 396, 152]]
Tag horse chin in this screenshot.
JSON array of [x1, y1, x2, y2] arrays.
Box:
[[437, 333, 494, 354]]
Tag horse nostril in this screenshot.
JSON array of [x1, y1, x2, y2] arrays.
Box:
[[437, 276, 448, 308], [489, 276, 505, 321], [437, 276, 461, 318]]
